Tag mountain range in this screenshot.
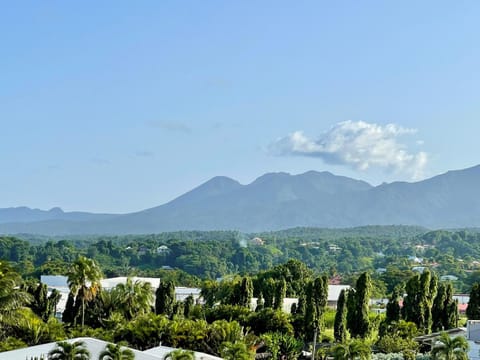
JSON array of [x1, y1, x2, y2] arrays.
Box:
[[2, 164, 480, 235]]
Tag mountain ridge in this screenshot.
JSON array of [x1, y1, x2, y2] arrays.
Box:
[[2, 165, 480, 235]]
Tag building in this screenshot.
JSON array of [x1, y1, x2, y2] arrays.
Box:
[[250, 284, 351, 313], [41, 276, 202, 315]]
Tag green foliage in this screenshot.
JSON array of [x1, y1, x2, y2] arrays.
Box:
[[220, 341, 255, 360], [402, 270, 438, 334], [62, 291, 77, 326], [430, 332, 469, 360], [331, 339, 371, 360], [260, 332, 303, 360], [155, 281, 175, 317], [385, 289, 401, 324], [0, 260, 31, 324], [0, 336, 28, 352], [10, 309, 66, 345], [110, 277, 153, 320], [246, 308, 293, 335], [205, 304, 251, 324], [183, 295, 194, 318], [347, 272, 372, 338], [432, 283, 458, 332], [376, 334, 419, 355], [25, 282, 61, 321], [48, 340, 91, 360], [163, 349, 195, 360], [334, 289, 348, 343], [98, 342, 135, 360], [273, 278, 286, 310], [67, 256, 103, 329], [115, 313, 168, 350], [467, 283, 480, 320]]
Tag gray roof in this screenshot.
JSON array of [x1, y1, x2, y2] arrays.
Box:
[[0, 337, 223, 360], [0, 337, 158, 360]]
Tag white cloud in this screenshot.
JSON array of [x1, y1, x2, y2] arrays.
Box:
[[270, 120, 428, 180]]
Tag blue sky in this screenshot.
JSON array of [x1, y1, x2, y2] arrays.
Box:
[[1, 1, 479, 213]]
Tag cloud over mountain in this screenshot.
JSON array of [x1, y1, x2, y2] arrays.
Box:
[[271, 120, 427, 180]]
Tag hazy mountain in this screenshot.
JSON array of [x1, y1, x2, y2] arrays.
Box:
[[1, 165, 480, 235], [0, 206, 116, 224]]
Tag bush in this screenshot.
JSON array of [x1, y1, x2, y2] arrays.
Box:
[[0, 337, 28, 352]]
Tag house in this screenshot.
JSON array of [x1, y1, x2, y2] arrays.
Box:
[[157, 245, 170, 254], [440, 274, 459, 281], [328, 244, 342, 252], [250, 237, 265, 246], [408, 256, 424, 264], [412, 266, 426, 273], [329, 275, 342, 285], [138, 246, 149, 256]]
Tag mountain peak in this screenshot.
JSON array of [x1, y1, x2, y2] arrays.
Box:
[[49, 207, 64, 214], [203, 176, 241, 187]]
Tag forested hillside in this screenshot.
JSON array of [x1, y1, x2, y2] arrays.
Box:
[[2, 226, 480, 293]]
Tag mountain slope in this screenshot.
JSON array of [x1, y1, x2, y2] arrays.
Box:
[[1, 165, 480, 234]]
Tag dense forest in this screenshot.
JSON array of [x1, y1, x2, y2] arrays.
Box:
[[2, 226, 480, 293]]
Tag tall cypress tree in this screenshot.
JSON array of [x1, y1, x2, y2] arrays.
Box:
[[432, 283, 447, 332], [467, 283, 480, 320], [273, 279, 286, 310], [183, 295, 194, 318], [27, 282, 49, 321], [262, 278, 276, 309], [313, 275, 329, 330], [238, 276, 253, 308], [402, 274, 421, 324], [346, 288, 357, 336], [355, 272, 372, 338], [155, 280, 176, 316], [346, 272, 371, 338], [443, 283, 458, 329], [385, 289, 401, 323], [62, 291, 77, 325], [334, 289, 347, 343], [402, 270, 437, 334], [304, 281, 317, 339], [421, 270, 437, 333]]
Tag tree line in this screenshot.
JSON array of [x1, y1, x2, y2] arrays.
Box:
[[3, 251, 479, 359]]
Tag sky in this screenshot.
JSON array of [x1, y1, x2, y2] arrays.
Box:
[[1, 1, 479, 213]]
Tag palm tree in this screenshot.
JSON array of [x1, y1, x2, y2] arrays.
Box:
[[110, 278, 153, 320], [0, 260, 31, 324], [163, 349, 195, 360], [67, 256, 103, 328], [221, 342, 255, 360], [48, 340, 90, 360], [431, 332, 469, 360], [98, 343, 135, 360]]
